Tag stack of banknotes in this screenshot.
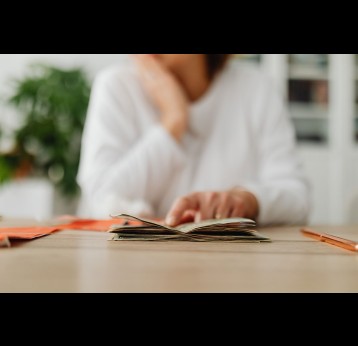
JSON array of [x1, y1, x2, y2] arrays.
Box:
[[109, 214, 270, 243]]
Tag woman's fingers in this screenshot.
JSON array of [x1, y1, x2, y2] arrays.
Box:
[[165, 190, 258, 226], [197, 192, 218, 221], [229, 199, 246, 218], [131, 54, 189, 143], [165, 194, 199, 226], [214, 192, 232, 219], [166, 192, 221, 226], [132, 54, 167, 82], [179, 210, 196, 224]]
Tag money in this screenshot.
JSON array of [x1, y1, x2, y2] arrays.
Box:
[[109, 214, 270, 243]]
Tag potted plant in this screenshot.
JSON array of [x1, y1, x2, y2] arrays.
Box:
[[0, 64, 91, 199]]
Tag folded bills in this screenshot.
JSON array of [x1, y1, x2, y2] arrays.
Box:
[[109, 214, 270, 243]]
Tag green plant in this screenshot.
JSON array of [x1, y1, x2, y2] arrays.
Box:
[[0, 64, 91, 197]]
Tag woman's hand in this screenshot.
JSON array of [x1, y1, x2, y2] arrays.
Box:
[[132, 54, 189, 141], [165, 188, 259, 227]]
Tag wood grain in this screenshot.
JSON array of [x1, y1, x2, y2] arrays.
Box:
[[0, 222, 357, 292]]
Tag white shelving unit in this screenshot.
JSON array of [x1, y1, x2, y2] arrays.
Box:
[[238, 54, 358, 225]]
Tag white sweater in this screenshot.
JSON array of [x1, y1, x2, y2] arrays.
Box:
[[77, 60, 309, 225]]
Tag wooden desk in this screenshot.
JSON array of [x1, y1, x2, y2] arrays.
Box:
[[0, 224, 357, 292]]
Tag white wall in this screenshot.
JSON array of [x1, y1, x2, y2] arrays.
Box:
[[0, 54, 126, 90]]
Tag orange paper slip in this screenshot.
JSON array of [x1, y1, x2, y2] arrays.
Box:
[[0, 217, 140, 246]]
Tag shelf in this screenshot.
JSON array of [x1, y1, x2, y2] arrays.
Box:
[[291, 104, 329, 144], [290, 103, 328, 119], [289, 64, 328, 80], [296, 136, 327, 144], [289, 54, 328, 64], [234, 54, 261, 64], [297, 142, 329, 150]]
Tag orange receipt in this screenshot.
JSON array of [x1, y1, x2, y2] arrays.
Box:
[[301, 227, 358, 252], [0, 217, 141, 247]]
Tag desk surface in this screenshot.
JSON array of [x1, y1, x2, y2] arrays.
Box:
[[1, 223, 357, 292]]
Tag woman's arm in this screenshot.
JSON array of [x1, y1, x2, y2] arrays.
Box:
[[241, 76, 310, 225], [165, 72, 309, 227], [132, 54, 189, 142], [77, 66, 188, 218]]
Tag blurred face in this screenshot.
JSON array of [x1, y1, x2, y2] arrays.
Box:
[[150, 54, 202, 72]]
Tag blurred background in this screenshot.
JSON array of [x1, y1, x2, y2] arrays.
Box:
[[0, 54, 357, 225]]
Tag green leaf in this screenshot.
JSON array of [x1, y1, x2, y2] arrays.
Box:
[[3, 63, 91, 198]]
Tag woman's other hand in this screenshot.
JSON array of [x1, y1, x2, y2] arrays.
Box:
[[165, 188, 259, 227], [132, 54, 189, 142]]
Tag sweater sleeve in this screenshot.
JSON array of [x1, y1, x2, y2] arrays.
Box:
[[242, 76, 310, 226], [77, 67, 187, 218]]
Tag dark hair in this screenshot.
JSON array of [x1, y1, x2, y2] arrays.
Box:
[[205, 54, 231, 79]]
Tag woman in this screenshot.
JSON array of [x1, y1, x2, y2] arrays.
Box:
[[77, 54, 309, 226]]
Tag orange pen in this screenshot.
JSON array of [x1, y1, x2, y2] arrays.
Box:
[[301, 227, 358, 252]]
